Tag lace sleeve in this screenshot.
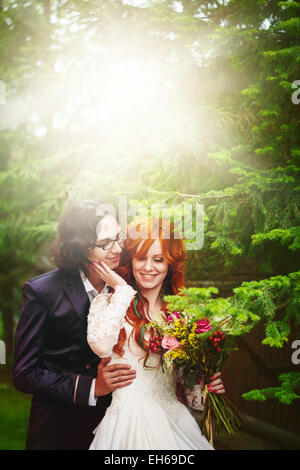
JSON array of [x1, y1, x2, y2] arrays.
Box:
[[87, 284, 136, 358]]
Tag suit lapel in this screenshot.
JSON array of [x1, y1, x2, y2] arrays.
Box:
[[63, 269, 90, 321]]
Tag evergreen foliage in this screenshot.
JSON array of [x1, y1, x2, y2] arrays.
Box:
[[0, 0, 299, 407]]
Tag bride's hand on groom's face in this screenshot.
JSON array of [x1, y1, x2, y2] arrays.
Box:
[[90, 260, 127, 289], [95, 357, 136, 397]]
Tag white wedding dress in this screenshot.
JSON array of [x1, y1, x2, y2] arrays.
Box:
[[87, 285, 214, 450]]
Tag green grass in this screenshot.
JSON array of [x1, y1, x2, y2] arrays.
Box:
[[0, 383, 31, 450], [0, 315, 31, 450]]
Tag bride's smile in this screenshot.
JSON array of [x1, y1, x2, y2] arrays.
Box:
[[132, 239, 169, 291]]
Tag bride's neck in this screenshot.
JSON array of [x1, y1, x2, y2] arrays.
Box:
[[139, 285, 163, 318]]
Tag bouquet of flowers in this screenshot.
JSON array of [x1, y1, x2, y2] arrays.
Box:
[[147, 287, 261, 444]]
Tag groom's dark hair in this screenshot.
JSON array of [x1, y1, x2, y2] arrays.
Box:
[[51, 199, 111, 276]]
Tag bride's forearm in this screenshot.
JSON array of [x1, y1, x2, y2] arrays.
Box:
[[87, 284, 136, 357]]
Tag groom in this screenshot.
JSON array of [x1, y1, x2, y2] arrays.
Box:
[[13, 200, 136, 450]]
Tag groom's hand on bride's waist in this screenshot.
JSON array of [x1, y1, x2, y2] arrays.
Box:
[[95, 356, 136, 397]]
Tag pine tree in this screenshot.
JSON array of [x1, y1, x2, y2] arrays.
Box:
[[0, 0, 299, 407]]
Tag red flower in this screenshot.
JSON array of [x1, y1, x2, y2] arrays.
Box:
[[166, 311, 181, 324], [195, 319, 213, 334]]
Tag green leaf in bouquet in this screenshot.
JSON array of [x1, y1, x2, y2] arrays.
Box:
[[182, 370, 198, 390]]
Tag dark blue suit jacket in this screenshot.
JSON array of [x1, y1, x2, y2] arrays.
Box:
[[13, 267, 112, 450]]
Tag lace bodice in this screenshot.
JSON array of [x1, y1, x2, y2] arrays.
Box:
[[87, 286, 182, 415], [87, 285, 203, 418]]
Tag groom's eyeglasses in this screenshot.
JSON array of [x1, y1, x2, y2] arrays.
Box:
[[95, 231, 126, 251]]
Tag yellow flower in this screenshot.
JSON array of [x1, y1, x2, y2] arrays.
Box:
[[168, 347, 190, 363]]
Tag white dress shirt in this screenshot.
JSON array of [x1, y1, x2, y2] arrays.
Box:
[[79, 270, 109, 406]]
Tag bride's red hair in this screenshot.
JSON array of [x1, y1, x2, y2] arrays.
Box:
[[113, 217, 186, 358]]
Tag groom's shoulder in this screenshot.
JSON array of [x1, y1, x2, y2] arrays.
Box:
[[24, 267, 78, 293], [27, 268, 62, 284]]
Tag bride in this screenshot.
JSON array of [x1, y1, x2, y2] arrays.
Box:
[[87, 217, 224, 450]]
